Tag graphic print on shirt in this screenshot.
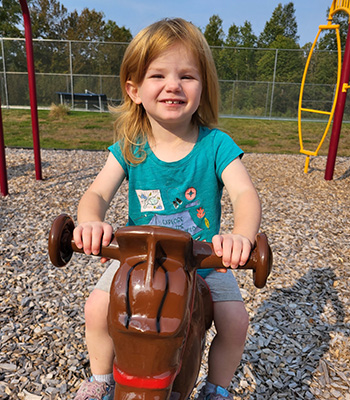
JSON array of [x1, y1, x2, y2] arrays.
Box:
[[186, 200, 200, 208], [197, 206, 210, 228], [185, 187, 197, 201], [136, 189, 165, 212], [172, 197, 183, 209], [135, 186, 208, 237], [149, 210, 202, 236], [197, 207, 205, 218]]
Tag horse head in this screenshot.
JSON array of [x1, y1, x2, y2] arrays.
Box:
[[107, 226, 211, 400]]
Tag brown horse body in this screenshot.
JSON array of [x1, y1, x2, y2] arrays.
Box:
[[108, 226, 213, 400], [48, 214, 272, 400]]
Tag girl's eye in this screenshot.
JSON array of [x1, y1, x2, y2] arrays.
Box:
[[150, 74, 163, 79], [182, 75, 193, 80]]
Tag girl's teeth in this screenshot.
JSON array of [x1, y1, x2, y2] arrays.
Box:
[[165, 100, 181, 104]]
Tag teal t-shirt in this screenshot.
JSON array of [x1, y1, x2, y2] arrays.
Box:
[[109, 126, 243, 276]]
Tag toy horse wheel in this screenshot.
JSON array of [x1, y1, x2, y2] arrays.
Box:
[[48, 213, 75, 267]]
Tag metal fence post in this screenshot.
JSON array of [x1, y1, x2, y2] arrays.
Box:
[[69, 40, 74, 108], [231, 81, 235, 115], [269, 49, 278, 119], [1, 39, 9, 108], [265, 82, 270, 118]]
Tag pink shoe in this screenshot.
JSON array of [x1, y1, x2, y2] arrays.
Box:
[[74, 377, 115, 400]]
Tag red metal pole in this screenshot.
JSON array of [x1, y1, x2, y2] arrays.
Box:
[[0, 98, 9, 196], [325, 23, 350, 180], [19, 0, 42, 180]]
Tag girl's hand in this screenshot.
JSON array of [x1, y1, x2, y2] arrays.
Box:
[[73, 221, 113, 264], [212, 233, 252, 271]]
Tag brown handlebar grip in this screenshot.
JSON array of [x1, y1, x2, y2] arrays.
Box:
[[192, 233, 272, 288], [48, 214, 120, 267]]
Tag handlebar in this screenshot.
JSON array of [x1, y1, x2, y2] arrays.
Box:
[[48, 214, 272, 288]]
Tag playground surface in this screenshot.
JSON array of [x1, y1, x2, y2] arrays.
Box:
[[0, 148, 349, 399]]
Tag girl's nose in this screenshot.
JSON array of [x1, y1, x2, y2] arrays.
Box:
[[165, 77, 181, 91]]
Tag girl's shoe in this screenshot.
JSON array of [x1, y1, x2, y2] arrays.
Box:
[[74, 376, 115, 400], [197, 384, 233, 400]]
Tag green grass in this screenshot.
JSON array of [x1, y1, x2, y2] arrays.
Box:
[[2, 108, 350, 156], [2, 109, 115, 151]]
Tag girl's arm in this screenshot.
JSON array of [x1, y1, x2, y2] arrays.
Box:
[[212, 157, 261, 269], [73, 152, 126, 261]]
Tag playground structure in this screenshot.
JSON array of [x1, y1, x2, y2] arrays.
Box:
[[48, 214, 272, 400], [298, 0, 350, 179], [0, 0, 42, 196]]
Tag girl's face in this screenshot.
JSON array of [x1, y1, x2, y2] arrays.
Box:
[[126, 42, 202, 133]]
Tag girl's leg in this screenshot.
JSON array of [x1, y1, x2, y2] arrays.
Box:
[[207, 300, 249, 388], [84, 288, 115, 374]]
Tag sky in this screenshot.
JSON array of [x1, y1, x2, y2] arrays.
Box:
[[62, 0, 335, 46]]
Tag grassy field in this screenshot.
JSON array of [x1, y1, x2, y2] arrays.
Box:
[[1, 108, 350, 156]]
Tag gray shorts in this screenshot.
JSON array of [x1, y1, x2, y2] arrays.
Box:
[[95, 260, 243, 302]]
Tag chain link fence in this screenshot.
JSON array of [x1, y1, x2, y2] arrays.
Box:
[[1, 37, 348, 120]]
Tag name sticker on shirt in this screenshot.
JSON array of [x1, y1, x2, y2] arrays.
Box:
[[149, 210, 202, 236], [136, 189, 165, 212]]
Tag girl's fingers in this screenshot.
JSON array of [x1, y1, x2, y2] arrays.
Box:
[[101, 223, 113, 247], [73, 226, 83, 249], [74, 222, 114, 260], [212, 235, 223, 257], [239, 242, 252, 266], [81, 225, 93, 255], [212, 234, 252, 269], [91, 225, 104, 255]]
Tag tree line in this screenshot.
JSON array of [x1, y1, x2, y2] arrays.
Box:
[[1, 0, 348, 80], [0, 0, 132, 41]]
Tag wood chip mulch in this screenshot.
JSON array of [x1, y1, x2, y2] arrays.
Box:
[[0, 148, 349, 400]]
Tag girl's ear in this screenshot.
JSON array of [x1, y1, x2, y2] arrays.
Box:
[[125, 81, 142, 104]]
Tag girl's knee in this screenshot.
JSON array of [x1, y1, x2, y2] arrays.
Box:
[[228, 308, 249, 344], [84, 289, 110, 329], [214, 301, 249, 339], [233, 304, 249, 331]]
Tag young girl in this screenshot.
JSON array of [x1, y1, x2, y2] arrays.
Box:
[[73, 18, 261, 400]]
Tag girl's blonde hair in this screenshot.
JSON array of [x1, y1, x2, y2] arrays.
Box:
[[111, 18, 220, 164]]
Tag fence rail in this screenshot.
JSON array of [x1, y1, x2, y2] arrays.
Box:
[[1, 37, 349, 120]]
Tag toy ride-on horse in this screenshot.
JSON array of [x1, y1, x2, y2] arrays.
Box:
[[48, 214, 272, 400]]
